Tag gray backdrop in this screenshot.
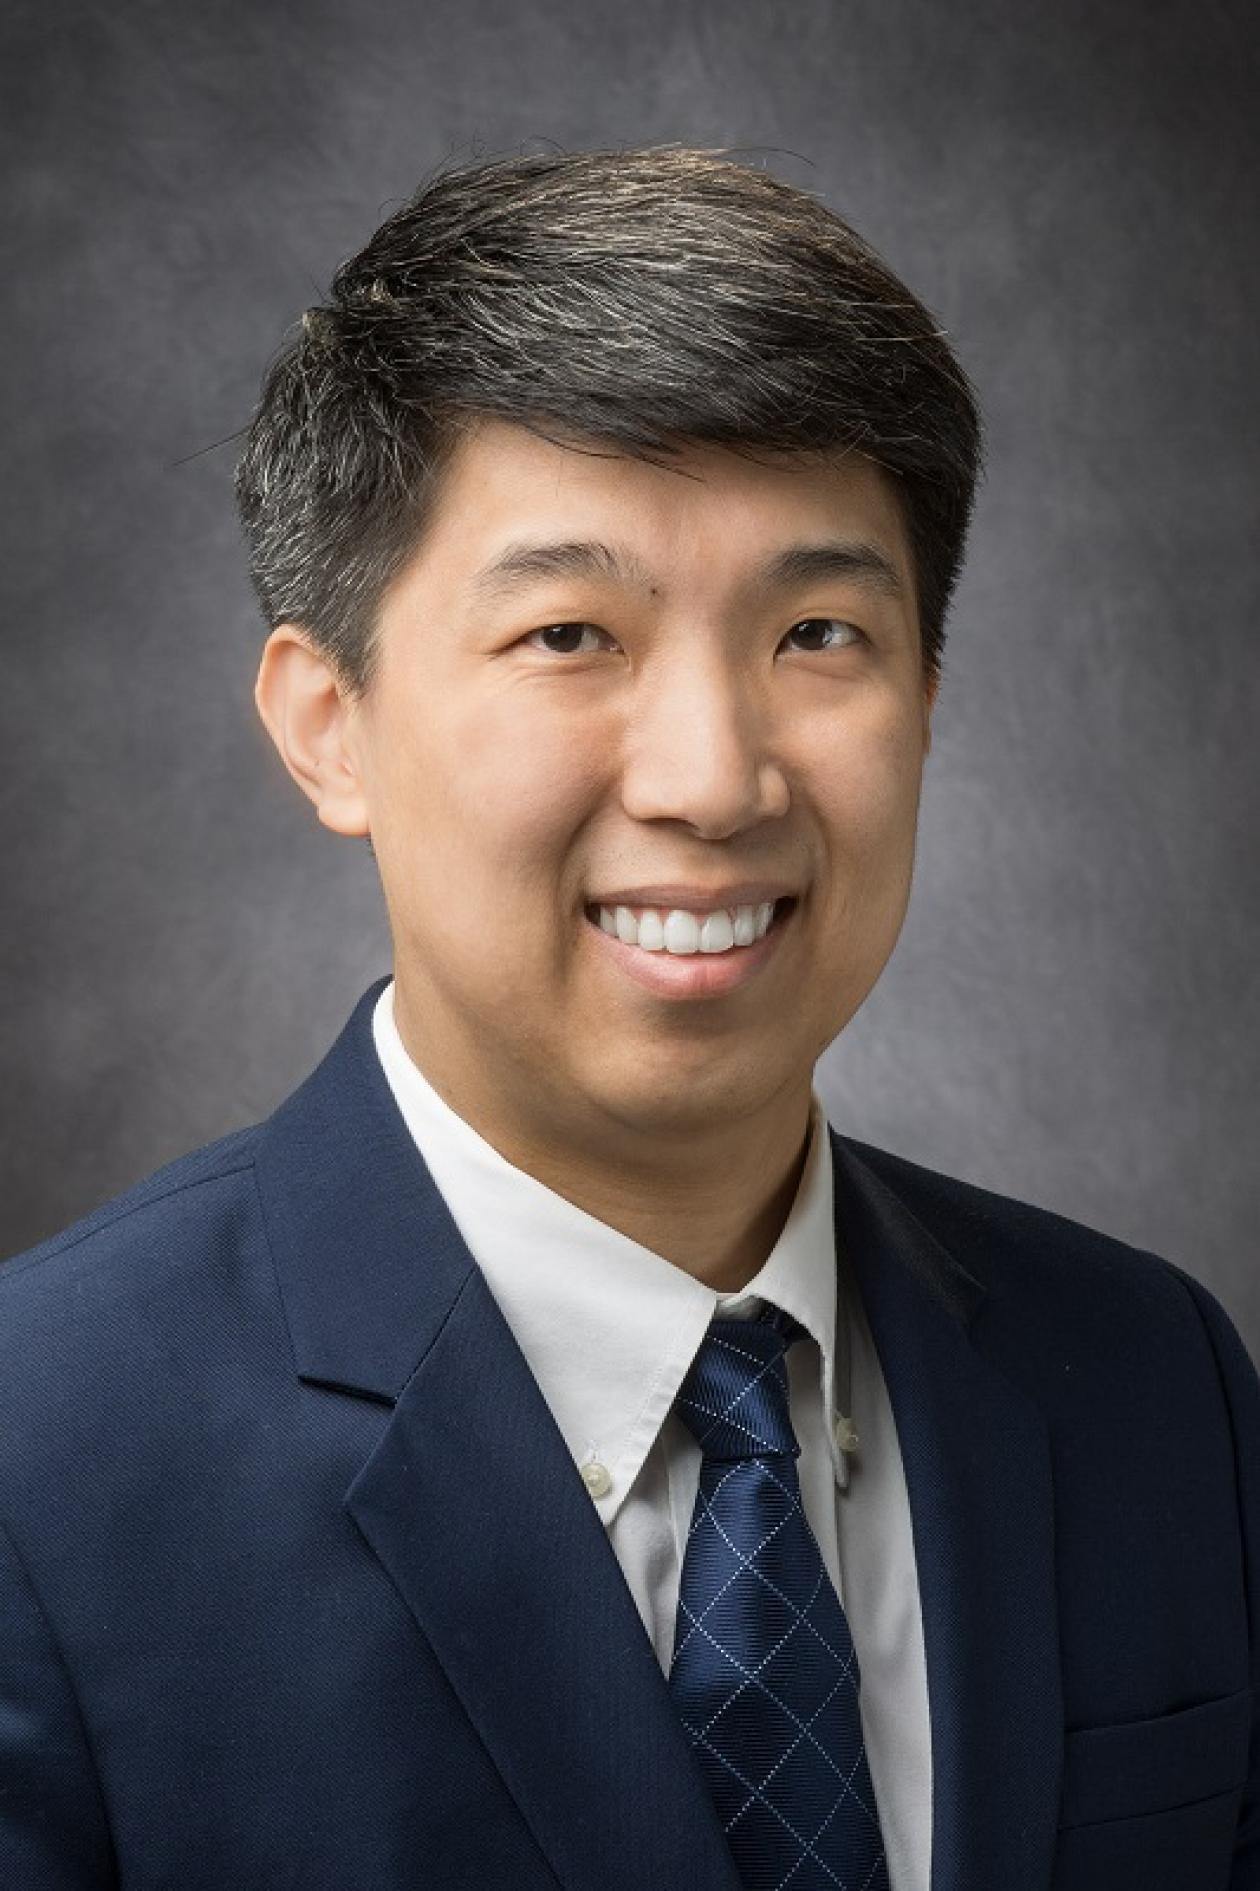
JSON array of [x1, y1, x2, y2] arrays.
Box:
[[3, 0, 1257, 1358]]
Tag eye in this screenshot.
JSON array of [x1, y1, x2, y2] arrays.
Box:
[[520, 618, 864, 658], [523, 623, 611, 656], [783, 618, 863, 653]]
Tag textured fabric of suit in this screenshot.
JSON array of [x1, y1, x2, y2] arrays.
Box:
[[371, 974, 933, 1890], [0, 975, 1255, 1890]]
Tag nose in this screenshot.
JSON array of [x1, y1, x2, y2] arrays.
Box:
[[618, 656, 791, 839]]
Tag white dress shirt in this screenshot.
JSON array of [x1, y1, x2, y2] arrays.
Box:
[[372, 978, 932, 1891]]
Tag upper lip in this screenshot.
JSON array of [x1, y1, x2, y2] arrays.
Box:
[[585, 882, 799, 912]]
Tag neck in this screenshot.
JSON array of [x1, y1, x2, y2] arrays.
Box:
[[391, 984, 816, 1294]]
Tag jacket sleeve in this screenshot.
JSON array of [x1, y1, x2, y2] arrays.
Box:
[[0, 1514, 116, 1888], [1168, 1266, 1260, 1888]]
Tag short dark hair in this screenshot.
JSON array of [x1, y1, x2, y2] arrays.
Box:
[[235, 145, 983, 697]]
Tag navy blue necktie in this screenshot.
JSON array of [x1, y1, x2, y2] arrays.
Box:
[[668, 1305, 890, 1891]]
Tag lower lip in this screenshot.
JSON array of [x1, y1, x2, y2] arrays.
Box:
[[582, 900, 797, 1001]]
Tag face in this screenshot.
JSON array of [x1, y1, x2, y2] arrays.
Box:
[[281, 418, 934, 1168]]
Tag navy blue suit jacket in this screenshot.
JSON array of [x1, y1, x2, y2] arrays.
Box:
[[1, 975, 1257, 1889]]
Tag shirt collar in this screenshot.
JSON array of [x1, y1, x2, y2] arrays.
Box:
[[371, 979, 852, 1520]]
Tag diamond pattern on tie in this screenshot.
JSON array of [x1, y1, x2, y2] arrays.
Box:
[[668, 1306, 889, 1891]]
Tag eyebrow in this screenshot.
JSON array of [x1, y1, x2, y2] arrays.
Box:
[[467, 536, 906, 603]]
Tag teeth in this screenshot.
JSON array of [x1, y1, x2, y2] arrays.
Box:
[[596, 901, 779, 955]]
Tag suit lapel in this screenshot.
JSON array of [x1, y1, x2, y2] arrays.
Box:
[[346, 1261, 746, 1891], [256, 978, 744, 1891], [832, 1136, 1063, 1891], [257, 980, 1062, 1891]]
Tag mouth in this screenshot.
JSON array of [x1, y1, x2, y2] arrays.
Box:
[[580, 895, 799, 1001], [582, 894, 797, 943]]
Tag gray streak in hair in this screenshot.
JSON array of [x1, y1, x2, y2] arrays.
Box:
[[234, 144, 984, 698]]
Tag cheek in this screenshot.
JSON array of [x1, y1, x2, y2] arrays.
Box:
[[812, 707, 926, 863], [462, 725, 600, 870], [386, 695, 600, 904], [461, 680, 600, 788]]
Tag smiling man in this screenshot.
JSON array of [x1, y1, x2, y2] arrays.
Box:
[[1, 148, 1257, 1891], [261, 422, 929, 1294]]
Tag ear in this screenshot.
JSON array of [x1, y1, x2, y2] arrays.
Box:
[[253, 626, 370, 837]]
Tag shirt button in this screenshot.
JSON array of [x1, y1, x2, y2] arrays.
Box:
[[833, 1414, 860, 1453], [580, 1459, 613, 1498]]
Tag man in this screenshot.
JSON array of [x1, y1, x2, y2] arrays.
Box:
[[0, 146, 1255, 1891]]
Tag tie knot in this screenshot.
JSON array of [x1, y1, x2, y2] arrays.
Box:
[[672, 1306, 804, 1462]]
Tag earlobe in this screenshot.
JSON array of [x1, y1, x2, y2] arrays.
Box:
[[253, 627, 371, 837]]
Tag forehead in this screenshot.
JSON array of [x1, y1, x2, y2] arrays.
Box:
[[406, 416, 913, 592]]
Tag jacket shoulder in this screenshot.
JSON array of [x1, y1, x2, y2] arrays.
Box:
[[837, 1130, 1198, 1308], [0, 1124, 263, 1305], [836, 1131, 1258, 1370], [0, 1124, 274, 1499], [838, 1131, 1151, 1255]]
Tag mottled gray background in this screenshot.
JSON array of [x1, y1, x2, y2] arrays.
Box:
[[2, 0, 1257, 1357]]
